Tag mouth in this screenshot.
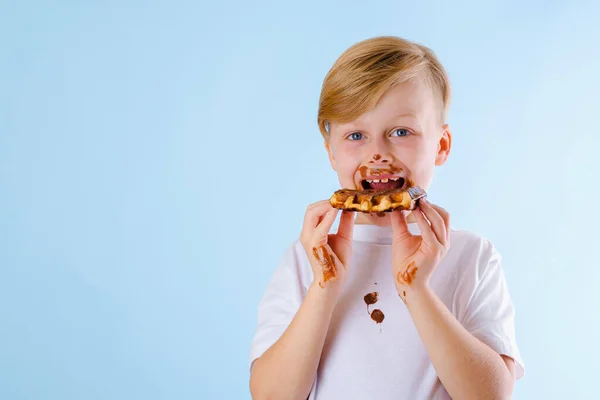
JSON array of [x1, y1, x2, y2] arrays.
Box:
[[361, 176, 405, 191]]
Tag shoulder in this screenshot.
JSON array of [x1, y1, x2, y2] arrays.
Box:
[[446, 228, 503, 280], [449, 227, 500, 258], [268, 238, 313, 288], [279, 238, 309, 270], [439, 228, 510, 322]]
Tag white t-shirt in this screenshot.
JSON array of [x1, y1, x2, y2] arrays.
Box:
[[249, 223, 525, 399]]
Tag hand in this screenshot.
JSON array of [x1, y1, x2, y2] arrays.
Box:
[[300, 201, 355, 292], [390, 199, 450, 301]]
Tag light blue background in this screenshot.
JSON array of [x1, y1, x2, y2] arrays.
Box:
[[1, 1, 599, 399]]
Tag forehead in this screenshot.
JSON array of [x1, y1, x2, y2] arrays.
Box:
[[336, 79, 438, 131]]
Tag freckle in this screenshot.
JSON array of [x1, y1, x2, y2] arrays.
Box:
[[373, 154, 381, 160], [403, 290, 406, 297]]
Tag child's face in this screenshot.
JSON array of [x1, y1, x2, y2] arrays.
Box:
[[325, 79, 451, 225]]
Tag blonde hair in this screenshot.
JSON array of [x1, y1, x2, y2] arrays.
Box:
[[317, 36, 451, 138]]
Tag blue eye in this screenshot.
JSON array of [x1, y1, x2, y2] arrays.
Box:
[[348, 132, 364, 141], [391, 128, 410, 137]]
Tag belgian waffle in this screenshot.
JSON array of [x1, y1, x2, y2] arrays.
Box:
[[329, 186, 427, 213]]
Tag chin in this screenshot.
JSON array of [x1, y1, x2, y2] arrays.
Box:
[[356, 211, 393, 226], [372, 214, 392, 227]]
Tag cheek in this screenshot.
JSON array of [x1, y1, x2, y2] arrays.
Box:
[[334, 144, 363, 168], [395, 139, 434, 163], [337, 159, 359, 179], [407, 146, 438, 182], [333, 150, 363, 184], [391, 142, 435, 177]]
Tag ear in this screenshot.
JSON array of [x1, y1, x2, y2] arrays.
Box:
[[324, 139, 337, 171], [435, 124, 452, 166]]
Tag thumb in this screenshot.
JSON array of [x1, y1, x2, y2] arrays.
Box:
[[336, 210, 355, 242], [315, 209, 339, 246], [391, 210, 412, 242], [329, 233, 352, 267]]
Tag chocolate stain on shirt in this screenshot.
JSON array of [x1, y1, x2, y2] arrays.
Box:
[[312, 246, 337, 288], [364, 292, 378, 313], [371, 309, 385, 324]]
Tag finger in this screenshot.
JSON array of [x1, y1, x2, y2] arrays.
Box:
[[413, 207, 438, 246], [336, 210, 355, 242], [315, 208, 339, 245], [303, 201, 335, 232], [419, 200, 447, 245], [391, 209, 412, 242], [429, 203, 451, 242]]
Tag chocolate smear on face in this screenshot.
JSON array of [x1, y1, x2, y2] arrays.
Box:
[[359, 166, 369, 178]]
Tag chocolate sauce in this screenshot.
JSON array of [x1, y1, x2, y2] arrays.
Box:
[[364, 292, 378, 313], [371, 309, 385, 324], [359, 165, 369, 178], [398, 261, 418, 286], [312, 246, 337, 288]]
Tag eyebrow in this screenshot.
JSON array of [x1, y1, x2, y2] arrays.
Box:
[[346, 113, 417, 127], [391, 112, 418, 120], [342, 113, 418, 129]]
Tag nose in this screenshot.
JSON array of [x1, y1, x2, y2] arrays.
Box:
[[368, 153, 390, 164], [366, 137, 394, 165]]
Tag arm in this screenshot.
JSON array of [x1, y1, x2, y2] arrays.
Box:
[[391, 200, 516, 399], [250, 203, 355, 400], [406, 285, 515, 400], [250, 283, 338, 400]]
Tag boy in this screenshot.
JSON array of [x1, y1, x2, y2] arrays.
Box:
[[249, 36, 524, 399]]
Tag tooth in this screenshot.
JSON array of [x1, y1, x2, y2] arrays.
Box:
[[372, 179, 380, 183], [367, 180, 373, 183], [390, 177, 399, 181], [381, 178, 389, 183]]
